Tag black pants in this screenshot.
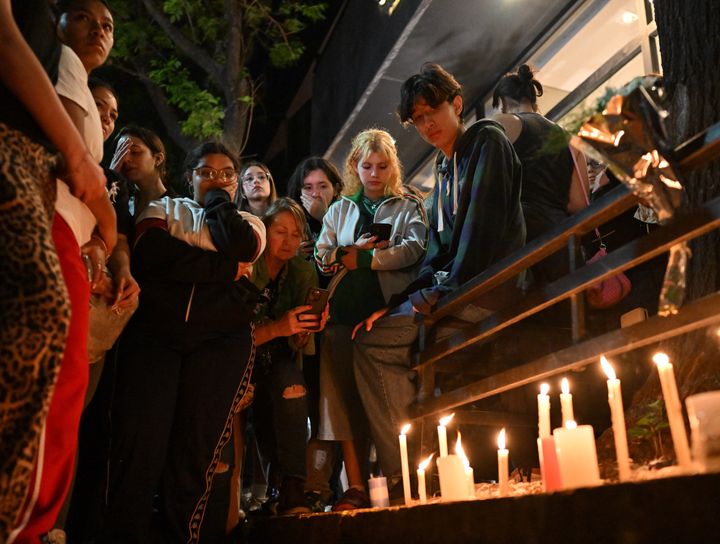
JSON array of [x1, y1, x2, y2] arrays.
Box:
[[100, 328, 254, 544], [252, 350, 308, 485]]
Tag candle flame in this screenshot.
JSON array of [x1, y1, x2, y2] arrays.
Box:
[[561, 377, 570, 395], [439, 413, 455, 427], [600, 356, 616, 380], [400, 423, 411, 435], [565, 420, 578, 430], [497, 428, 506, 450], [653, 352, 670, 367], [455, 431, 470, 467], [540, 383, 550, 395], [418, 453, 434, 471]]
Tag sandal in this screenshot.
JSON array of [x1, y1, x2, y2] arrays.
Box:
[[331, 487, 370, 512]]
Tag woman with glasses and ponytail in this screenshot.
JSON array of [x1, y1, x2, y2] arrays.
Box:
[[102, 142, 266, 543]]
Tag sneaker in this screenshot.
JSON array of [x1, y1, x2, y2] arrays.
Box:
[[331, 487, 370, 512], [278, 477, 311, 515]]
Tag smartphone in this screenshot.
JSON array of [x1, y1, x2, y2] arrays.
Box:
[[304, 287, 330, 317], [364, 223, 392, 242]]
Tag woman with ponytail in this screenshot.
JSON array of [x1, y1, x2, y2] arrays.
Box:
[[492, 64, 589, 285]]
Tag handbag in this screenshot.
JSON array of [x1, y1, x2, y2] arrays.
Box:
[[570, 146, 632, 309]]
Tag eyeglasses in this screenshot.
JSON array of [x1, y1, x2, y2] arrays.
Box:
[[194, 166, 237, 182], [242, 172, 270, 185]]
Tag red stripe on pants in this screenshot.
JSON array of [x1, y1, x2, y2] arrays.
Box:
[[14, 215, 90, 542]]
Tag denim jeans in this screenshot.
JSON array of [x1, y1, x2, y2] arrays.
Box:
[[352, 313, 419, 479]]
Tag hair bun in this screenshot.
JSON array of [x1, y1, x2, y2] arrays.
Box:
[[517, 64, 534, 82]]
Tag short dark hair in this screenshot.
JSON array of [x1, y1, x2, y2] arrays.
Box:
[[398, 63, 462, 125], [88, 76, 119, 108], [114, 124, 167, 182], [492, 64, 543, 110], [183, 142, 239, 177], [286, 157, 343, 203]]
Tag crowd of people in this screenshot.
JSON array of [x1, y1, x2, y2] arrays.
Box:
[[1, 1, 646, 543]]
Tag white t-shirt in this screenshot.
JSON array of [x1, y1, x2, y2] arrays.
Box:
[[54, 45, 102, 246]]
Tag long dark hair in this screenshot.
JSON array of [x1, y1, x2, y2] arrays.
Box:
[[492, 64, 544, 111], [286, 156, 343, 203], [114, 124, 168, 184], [237, 160, 277, 211]]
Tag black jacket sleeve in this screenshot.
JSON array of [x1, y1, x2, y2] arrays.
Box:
[[134, 226, 237, 284], [204, 189, 259, 262]]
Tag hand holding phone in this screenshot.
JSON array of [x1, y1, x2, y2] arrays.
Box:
[[304, 287, 330, 317], [363, 222, 392, 243]]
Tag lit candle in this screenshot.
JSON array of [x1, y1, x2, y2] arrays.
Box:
[[455, 432, 475, 498], [497, 428, 509, 497], [560, 378, 575, 426], [538, 383, 551, 439], [436, 448, 467, 502], [653, 352, 692, 468], [600, 356, 631, 480], [399, 423, 412, 505], [553, 420, 601, 490], [437, 413, 454, 458], [417, 453, 434, 504]]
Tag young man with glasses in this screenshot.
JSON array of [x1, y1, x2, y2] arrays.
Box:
[[349, 63, 525, 497]]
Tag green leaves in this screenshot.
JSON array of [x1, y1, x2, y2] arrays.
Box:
[[105, 0, 327, 146], [149, 58, 224, 139]]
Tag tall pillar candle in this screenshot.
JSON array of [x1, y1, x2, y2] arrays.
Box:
[[600, 356, 631, 480], [553, 420, 601, 490], [653, 353, 692, 468], [437, 413, 454, 458], [497, 428, 509, 497], [437, 454, 467, 501], [560, 378, 575, 426], [417, 454, 433, 504], [399, 424, 412, 505]]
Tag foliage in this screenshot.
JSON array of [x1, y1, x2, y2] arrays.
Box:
[[107, 0, 326, 150], [628, 399, 670, 460]]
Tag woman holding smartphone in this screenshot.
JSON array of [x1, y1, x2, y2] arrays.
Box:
[[250, 197, 329, 514], [314, 128, 427, 510]]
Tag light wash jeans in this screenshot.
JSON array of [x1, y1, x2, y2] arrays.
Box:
[[352, 312, 419, 479]]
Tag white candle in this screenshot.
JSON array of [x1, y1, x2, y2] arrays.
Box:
[[560, 378, 575, 426], [653, 352, 692, 468], [455, 431, 475, 498], [417, 453, 433, 504], [553, 420, 601, 489], [436, 454, 467, 501], [600, 356, 631, 480], [437, 413, 454, 458], [399, 423, 412, 505], [497, 428, 509, 497], [538, 383, 551, 439]]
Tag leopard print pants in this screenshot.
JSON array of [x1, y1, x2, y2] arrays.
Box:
[[0, 124, 71, 541]]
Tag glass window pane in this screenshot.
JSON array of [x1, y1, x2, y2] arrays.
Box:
[[534, 0, 641, 114], [557, 52, 645, 131]]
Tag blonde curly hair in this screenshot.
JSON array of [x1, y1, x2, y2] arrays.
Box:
[[342, 129, 403, 198]]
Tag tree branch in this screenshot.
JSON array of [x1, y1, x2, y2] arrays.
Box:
[[131, 60, 198, 152], [140, 0, 223, 85]]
